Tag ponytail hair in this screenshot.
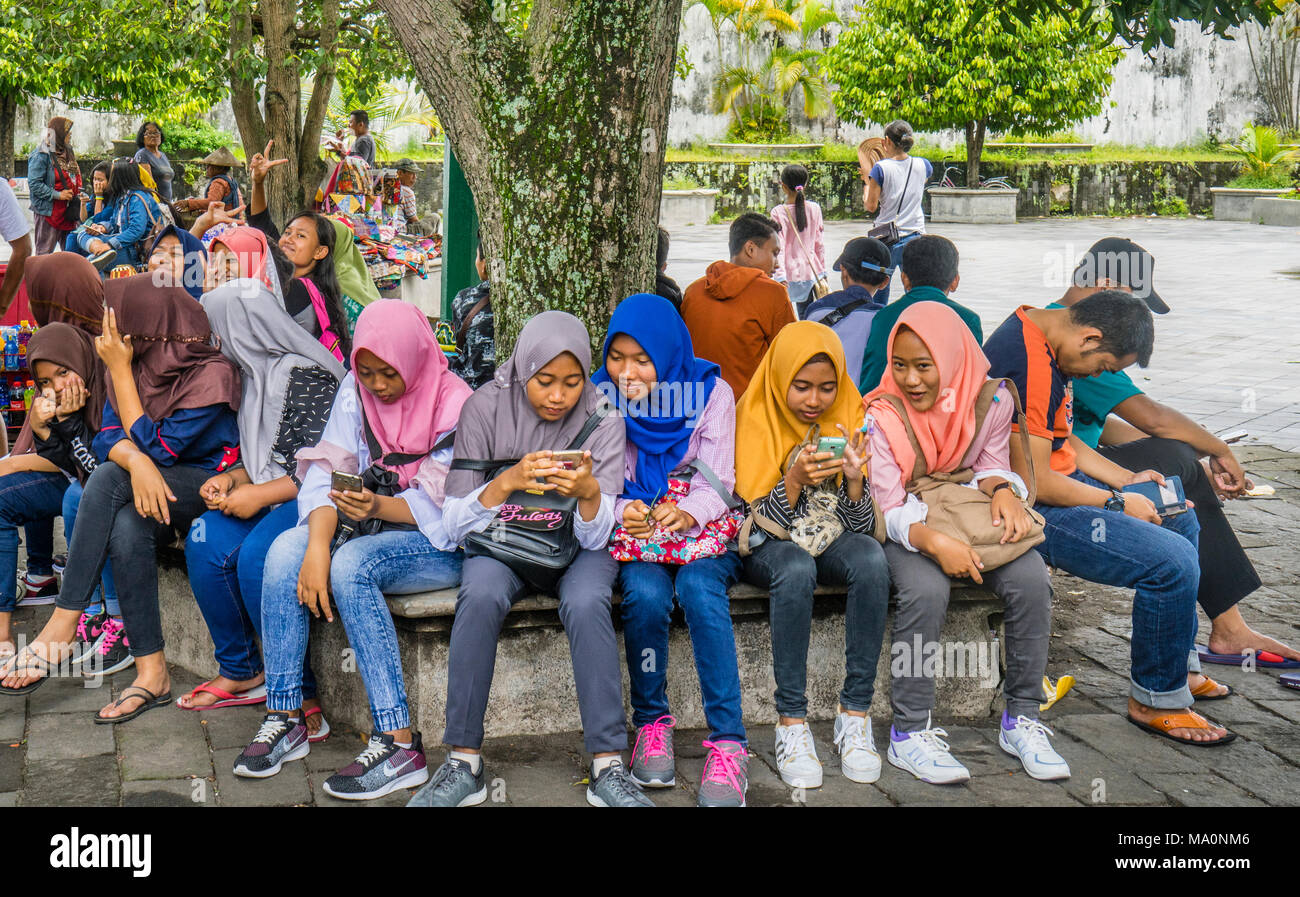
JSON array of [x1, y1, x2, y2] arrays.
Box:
[[884, 120, 915, 153], [780, 163, 809, 232]]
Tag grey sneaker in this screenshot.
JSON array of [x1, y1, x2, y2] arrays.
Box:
[[322, 732, 430, 801], [629, 715, 676, 788], [233, 712, 310, 778], [586, 760, 655, 807], [697, 740, 748, 807], [406, 757, 488, 807]]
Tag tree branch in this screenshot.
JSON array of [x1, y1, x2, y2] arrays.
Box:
[[229, 0, 267, 160], [301, 0, 340, 185]]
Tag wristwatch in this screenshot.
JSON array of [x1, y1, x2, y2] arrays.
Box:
[[991, 481, 1015, 497], [1103, 490, 1125, 513]]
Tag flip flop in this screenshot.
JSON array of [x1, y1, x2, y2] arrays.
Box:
[[1127, 711, 1237, 747], [1195, 644, 1300, 670], [0, 649, 53, 696], [175, 679, 267, 710], [94, 685, 172, 725], [1190, 675, 1234, 701], [304, 705, 331, 743], [1281, 672, 1300, 692]]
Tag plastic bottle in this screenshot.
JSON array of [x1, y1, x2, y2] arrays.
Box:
[[9, 378, 23, 412], [3, 330, 15, 372], [23, 380, 35, 411], [0, 379, 10, 417]]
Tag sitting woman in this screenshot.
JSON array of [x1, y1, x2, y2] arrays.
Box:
[[864, 302, 1068, 785], [593, 293, 748, 807], [234, 300, 468, 800], [179, 280, 346, 736], [735, 321, 890, 790], [0, 276, 241, 722], [67, 159, 163, 271], [409, 311, 650, 809], [146, 224, 207, 300]]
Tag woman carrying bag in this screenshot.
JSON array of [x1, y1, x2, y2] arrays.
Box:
[[864, 120, 932, 305], [864, 301, 1067, 786]]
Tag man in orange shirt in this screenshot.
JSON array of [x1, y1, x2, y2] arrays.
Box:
[[682, 213, 795, 398]]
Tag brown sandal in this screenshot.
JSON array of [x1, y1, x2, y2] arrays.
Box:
[[1190, 675, 1234, 701], [1128, 710, 1236, 746]]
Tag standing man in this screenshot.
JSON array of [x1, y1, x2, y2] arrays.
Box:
[[335, 111, 376, 169]]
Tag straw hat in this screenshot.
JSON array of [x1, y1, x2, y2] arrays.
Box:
[[199, 147, 240, 168]]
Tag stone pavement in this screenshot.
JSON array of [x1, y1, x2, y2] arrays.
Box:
[[667, 217, 1300, 451], [2, 441, 1296, 807]]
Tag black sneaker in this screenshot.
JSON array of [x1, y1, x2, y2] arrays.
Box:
[[82, 617, 134, 676], [52, 554, 67, 576], [323, 732, 429, 801], [15, 573, 58, 607], [233, 712, 310, 778], [69, 608, 109, 667]]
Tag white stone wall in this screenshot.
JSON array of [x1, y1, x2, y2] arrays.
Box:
[[13, 97, 239, 158], [669, 9, 1270, 147]]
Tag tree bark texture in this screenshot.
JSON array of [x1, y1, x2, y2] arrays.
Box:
[[377, 0, 684, 356], [965, 119, 986, 188], [0, 90, 16, 179]]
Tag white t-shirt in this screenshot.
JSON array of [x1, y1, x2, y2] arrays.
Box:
[[870, 156, 932, 237], [0, 180, 28, 243]]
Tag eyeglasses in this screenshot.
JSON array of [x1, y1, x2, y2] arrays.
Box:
[[144, 130, 161, 138]]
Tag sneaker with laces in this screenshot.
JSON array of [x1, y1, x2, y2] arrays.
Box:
[[887, 716, 970, 785], [630, 714, 676, 788], [406, 757, 488, 807], [999, 713, 1071, 781], [83, 617, 134, 676], [697, 740, 748, 807], [586, 759, 655, 807], [16, 573, 58, 607], [323, 732, 429, 800], [774, 721, 822, 789], [833, 709, 881, 784], [233, 712, 310, 778], [52, 554, 67, 576], [69, 608, 109, 667]]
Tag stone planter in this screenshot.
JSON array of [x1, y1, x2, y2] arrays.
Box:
[[705, 142, 824, 157], [1211, 187, 1292, 221], [660, 188, 720, 228], [111, 139, 137, 158], [927, 186, 1020, 224], [1251, 196, 1300, 226]]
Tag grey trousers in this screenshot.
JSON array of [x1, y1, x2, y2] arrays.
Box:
[[443, 549, 628, 754], [884, 542, 1052, 732]]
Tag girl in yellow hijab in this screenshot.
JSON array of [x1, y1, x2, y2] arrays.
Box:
[[734, 320, 889, 792]]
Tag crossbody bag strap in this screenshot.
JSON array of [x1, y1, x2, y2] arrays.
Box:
[[893, 157, 916, 222], [983, 378, 1038, 506], [686, 459, 741, 510], [357, 385, 428, 470], [565, 402, 612, 451], [820, 296, 873, 329], [456, 294, 492, 351], [781, 205, 818, 272], [448, 404, 608, 473], [874, 393, 929, 484]]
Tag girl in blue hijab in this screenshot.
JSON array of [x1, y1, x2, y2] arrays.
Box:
[[596, 292, 749, 807], [146, 224, 208, 300]]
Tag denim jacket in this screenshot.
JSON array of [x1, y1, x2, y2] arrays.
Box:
[[91, 191, 160, 267], [26, 150, 56, 217]]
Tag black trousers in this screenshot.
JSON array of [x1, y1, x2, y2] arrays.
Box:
[[1098, 437, 1261, 618], [55, 461, 211, 657]]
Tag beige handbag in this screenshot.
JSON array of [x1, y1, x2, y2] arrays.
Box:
[[873, 379, 1045, 571]]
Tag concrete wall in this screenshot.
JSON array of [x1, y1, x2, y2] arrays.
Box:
[[12, 98, 239, 159]]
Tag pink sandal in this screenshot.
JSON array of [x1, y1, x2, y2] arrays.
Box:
[[304, 705, 331, 743], [176, 679, 268, 710]]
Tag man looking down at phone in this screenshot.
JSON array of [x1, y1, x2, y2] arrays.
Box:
[[983, 291, 1236, 747], [1047, 238, 1298, 667], [415, 311, 650, 808], [234, 301, 470, 799]]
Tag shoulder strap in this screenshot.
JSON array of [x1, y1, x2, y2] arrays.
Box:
[[980, 378, 1038, 506], [820, 296, 873, 329], [456, 294, 492, 350], [781, 205, 817, 267], [873, 393, 929, 483], [565, 402, 611, 451], [893, 157, 916, 220], [357, 385, 428, 469], [687, 459, 741, 510], [448, 403, 609, 472]]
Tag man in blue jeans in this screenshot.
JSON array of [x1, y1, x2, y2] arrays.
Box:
[[984, 290, 1236, 747]]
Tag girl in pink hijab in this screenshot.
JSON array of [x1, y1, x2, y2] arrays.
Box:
[[233, 299, 473, 800], [863, 301, 1066, 787]]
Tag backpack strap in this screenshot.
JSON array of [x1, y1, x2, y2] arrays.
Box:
[[686, 459, 741, 510], [455, 293, 492, 352], [820, 296, 874, 329]]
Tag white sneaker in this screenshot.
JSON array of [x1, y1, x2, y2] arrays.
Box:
[[999, 714, 1071, 781], [887, 716, 971, 785], [832, 709, 881, 783], [774, 722, 823, 789]]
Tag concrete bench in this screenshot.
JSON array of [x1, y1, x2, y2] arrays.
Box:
[[156, 556, 1009, 739]]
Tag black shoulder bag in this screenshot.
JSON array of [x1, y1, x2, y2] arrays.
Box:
[[450, 404, 610, 592], [867, 156, 917, 246]]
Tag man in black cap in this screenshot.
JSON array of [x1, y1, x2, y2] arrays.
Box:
[[805, 236, 891, 383], [1049, 237, 1298, 666]]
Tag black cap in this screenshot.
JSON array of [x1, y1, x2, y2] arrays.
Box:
[[833, 236, 894, 278], [1073, 237, 1167, 314]]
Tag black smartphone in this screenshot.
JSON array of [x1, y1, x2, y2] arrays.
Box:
[[1121, 475, 1187, 516]]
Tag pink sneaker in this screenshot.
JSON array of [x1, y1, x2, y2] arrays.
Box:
[[630, 714, 676, 788], [698, 740, 748, 807]]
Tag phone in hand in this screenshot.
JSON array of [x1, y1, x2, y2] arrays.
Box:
[[549, 450, 587, 471], [1122, 475, 1187, 517], [331, 471, 364, 493], [816, 436, 847, 459]]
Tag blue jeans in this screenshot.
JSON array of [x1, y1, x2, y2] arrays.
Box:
[[618, 553, 745, 744], [0, 471, 67, 611], [1035, 470, 1201, 709], [62, 480, 119, 616], [262, 526, 463, 733], [875, 231, 920, 306], [186, 502, 309, 689]]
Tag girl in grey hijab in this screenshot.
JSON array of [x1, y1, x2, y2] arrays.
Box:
[[175, 278, 344, 735]]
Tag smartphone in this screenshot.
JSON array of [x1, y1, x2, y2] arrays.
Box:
[[549, 450, 587, 471], [331, 471, 364, 493], [816, 436, 847, 459], [1122, 475, 1187, 516]]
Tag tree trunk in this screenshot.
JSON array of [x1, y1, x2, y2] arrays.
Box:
[[260, 0, 307, 227], [378, 0, 683, 356], [298, 0, 339, 213], [965, 119, 986, 188], [0, 90, 17, 179]]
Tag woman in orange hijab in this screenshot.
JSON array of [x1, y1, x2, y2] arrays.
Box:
[[734, 320, 889, 792], [863, 301, 1064, 786]]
